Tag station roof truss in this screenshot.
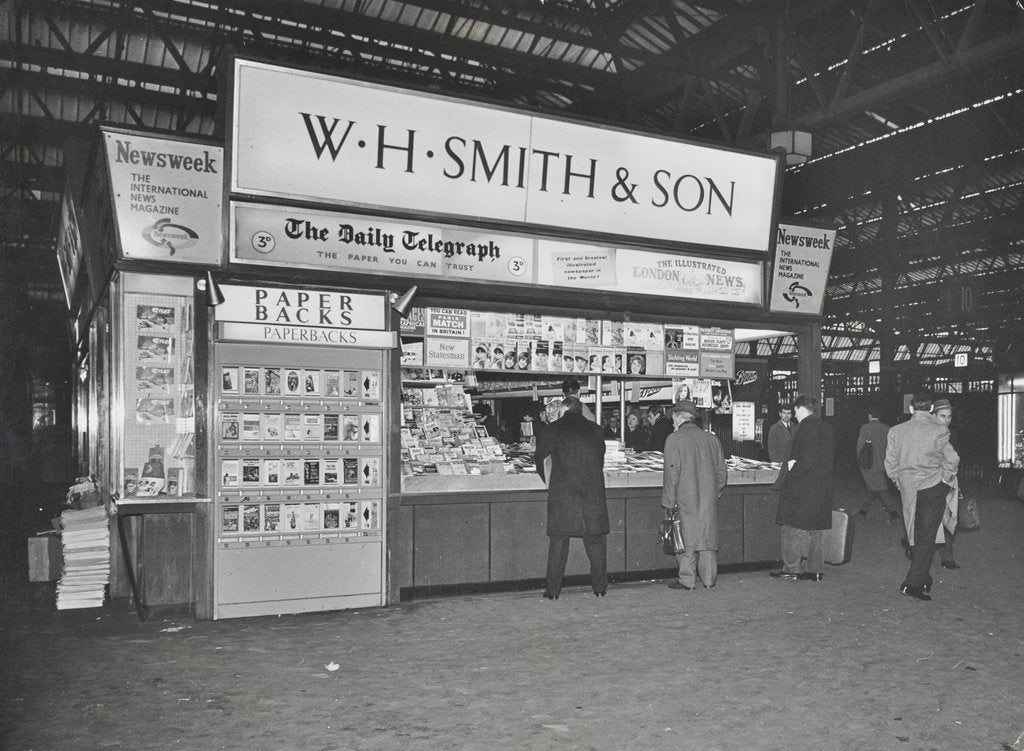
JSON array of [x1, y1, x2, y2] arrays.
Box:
[[3, 0, 1022, 366]]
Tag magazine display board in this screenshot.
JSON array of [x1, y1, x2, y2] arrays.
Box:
[[213, 342, 385, 618], [121, 289, 196, 497]]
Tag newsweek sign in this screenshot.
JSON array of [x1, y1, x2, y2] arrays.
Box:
[[103, 129, 223, 264], [768, 222, 836, 316], [231, 59, 780, 254]]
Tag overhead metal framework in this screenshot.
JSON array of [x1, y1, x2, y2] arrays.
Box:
[[3, 0, 1023, 365]]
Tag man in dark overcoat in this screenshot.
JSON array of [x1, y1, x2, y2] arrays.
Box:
[[771, 394, 835, 582], [535, 395, 608, 599], [856, 404, 900, 523], [646, 404, 674, 452]]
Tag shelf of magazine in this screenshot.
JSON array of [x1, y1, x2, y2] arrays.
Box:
[[401, 311, 735, 379], [216, 361, 383, 543], [123, 293, 195, 498]]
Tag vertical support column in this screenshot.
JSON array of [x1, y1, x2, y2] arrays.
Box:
[[797, 323, 823, 402], [768, 5, 790, 131], [877, 193, 900, 399]]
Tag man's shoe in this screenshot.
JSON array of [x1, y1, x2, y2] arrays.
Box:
[[941, 560, 960, 570], [797, 572, 823, 582], [666, 582, 692, 590], [542, 591, 558, 600], [769, 571, 800, 581], [900, 585, 931, 601], [857, 509, 868, 517], [594, 591, 606, 597], [922, 582, 932, 593]]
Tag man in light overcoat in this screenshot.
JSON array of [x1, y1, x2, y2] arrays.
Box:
[[661, 399, 727, 590], [884, 393, 959, 601]]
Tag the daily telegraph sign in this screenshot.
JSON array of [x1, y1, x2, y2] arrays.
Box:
[[231, 202, 762, 306], [231, 59, 780, 254]]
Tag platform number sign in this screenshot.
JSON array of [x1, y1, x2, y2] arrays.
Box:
[[941, 279, 978, 316], [954, 353, 968, 368]]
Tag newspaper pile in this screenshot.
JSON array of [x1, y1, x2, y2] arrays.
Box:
[[56, 506, 109, 610]]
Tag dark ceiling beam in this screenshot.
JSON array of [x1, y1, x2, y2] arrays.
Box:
[[825, 266, 1024, 323], [30, 0, 617, 109], [779, 98, 1024, 214], [1, 67, 217, 128], [0, 162, 64, 194], [828, 0, 876, 110], [617, 0, 848, 115], [764, 24, 1024, 139], [0, 197, 58, 241], [0, 113, 98, 148], [826, 199, 1024, 278], [0, 40, 211, 93], [167, 0, 621, 86]]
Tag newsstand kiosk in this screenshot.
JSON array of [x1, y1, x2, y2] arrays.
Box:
[[64, 53, 835, 619]]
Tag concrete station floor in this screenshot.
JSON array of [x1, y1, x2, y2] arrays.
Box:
[[2, 478, 1023, 751]]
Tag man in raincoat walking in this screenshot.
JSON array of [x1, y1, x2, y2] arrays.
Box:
[[884, 393, 960, 601]]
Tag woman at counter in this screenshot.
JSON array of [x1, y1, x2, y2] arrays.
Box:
[[624, 410, 650, 451]]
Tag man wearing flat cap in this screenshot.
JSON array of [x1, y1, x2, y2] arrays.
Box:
[[884, 392, 959, 601], [661, 399, 727, 590]]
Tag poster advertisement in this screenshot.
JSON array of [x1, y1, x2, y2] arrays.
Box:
[[55, 188, 83, 309], [424, 337, 470, 368], [732, 401, 756, 441], [103, 129, 223, 264], [426, 308, 470, 337], [769, 222, 837, 316], [665, 350, 700, 377], [700, 351, 735, 381]]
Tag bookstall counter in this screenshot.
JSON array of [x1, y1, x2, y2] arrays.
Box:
[[392, 470, 780, 600]]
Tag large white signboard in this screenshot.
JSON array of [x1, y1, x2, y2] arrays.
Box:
[[769, 222, 836, 316], [232, 59, 780, 253], [103, 129, 223, 264]]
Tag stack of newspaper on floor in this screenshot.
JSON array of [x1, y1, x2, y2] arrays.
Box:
[[56, 505, 110, 610]]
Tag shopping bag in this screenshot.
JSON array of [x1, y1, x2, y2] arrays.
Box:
[[958, 491, 980, 530], [660, 505, 684, 555]]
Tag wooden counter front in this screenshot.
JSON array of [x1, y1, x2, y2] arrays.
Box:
[[391, 470, 781, 600], [114, 497, 212, 620]]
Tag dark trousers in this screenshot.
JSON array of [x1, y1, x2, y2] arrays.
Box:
[[903, 483, 947, 588], [546, 533, 607, 597], [939, 526, 956, 563]]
